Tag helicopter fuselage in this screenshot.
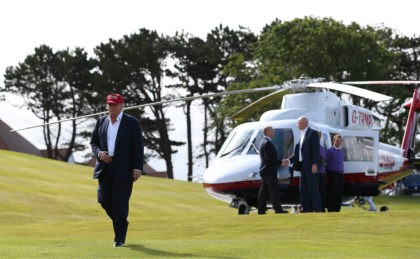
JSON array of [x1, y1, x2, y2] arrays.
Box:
[[202, 91, 410, 212]]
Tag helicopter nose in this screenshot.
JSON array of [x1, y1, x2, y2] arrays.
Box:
[[203, 155, 260, 184]]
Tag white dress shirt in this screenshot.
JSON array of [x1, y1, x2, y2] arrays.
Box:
[[107, 112, 123, 156], [299, 127, 308, 162]]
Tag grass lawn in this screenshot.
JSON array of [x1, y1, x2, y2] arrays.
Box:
[[1, 150, 419, 258]]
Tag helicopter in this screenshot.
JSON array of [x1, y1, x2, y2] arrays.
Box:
[[9, 77, 420, 214], [201, 78, 420, 214]]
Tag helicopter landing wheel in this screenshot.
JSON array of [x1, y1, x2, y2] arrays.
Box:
[[237, 200, 250, 215]]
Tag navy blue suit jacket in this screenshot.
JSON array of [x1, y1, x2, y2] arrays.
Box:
[[259, 136, 281, 175], [90, 113, 144, 182], [291, 127, 320, 172]]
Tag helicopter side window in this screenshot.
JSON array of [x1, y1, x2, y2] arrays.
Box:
[[321, 133, 329, 149], [220, 129, 254, 157], [248, 131, 264, 155], [248, 128, 294, 160], [341, 136, 374, 162]]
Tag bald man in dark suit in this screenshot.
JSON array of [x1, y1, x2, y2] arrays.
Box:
[[288, 116, 321, 212], [91, 93, 144, 247]]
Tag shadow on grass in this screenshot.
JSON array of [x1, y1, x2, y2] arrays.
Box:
[[126, 244, 239, 258]]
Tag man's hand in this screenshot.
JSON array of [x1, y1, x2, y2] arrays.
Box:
[[99, 151, 112, 164], [312, 164, 318, 174], [133, 169, 142, 182]]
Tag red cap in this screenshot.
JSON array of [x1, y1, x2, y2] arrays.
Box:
[[106, 93, 124, 104]]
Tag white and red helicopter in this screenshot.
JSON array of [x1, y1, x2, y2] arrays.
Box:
[[10, 77, 420, 214], [202, 78, 420, 214]]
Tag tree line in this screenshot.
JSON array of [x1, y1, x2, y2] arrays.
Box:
[[2, 17, 420, 180]]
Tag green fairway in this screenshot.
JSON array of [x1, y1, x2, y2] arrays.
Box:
[[1, 150, 419, 258]]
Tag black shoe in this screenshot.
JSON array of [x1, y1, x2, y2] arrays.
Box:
[[113, 242, 124, 247]]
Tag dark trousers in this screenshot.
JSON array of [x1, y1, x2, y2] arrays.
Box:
[[327, 171, 344, 212], [98, 167, 133, 243], [258, 172, 283, 214], [300, 169, 321, 212], [318, 173, 327, 212]]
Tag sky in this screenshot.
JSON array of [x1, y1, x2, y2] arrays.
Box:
[[1, 0, 419, 180]]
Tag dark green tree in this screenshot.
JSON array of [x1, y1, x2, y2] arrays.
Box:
[[56, 48, 101, 156], [168, 26, 257, 180], [168, 33, 218, 180], [389, 35, 420, 150], [204, 25, 258, 157], [3, 45, 96, 161], [221, 18, 395, 120]]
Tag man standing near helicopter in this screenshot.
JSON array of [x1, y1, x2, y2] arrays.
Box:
[[257, 126, 287, 214], [325, 134, 345, 212], [285, 116, 322, 212]]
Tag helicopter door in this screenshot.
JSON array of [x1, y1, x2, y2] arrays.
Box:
[[248, 128, 294, 188]]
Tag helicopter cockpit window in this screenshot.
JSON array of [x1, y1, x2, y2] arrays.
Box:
[[248, 128, 294, 159], [341, 136, 374, 161], [220, 129, 254, 157]]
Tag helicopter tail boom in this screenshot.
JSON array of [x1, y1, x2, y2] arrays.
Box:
[[401, 88, 420, 158]]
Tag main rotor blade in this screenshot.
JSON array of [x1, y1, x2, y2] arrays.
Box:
[[231, 88, 290, 121], [10, 86, 279, 132], [343, 80, 420, 85], [307, 82, 393, 102]]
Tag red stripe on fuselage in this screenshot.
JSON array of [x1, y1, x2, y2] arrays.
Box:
[[203, 180, 260, 192], [203, 170, 406, 193]]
